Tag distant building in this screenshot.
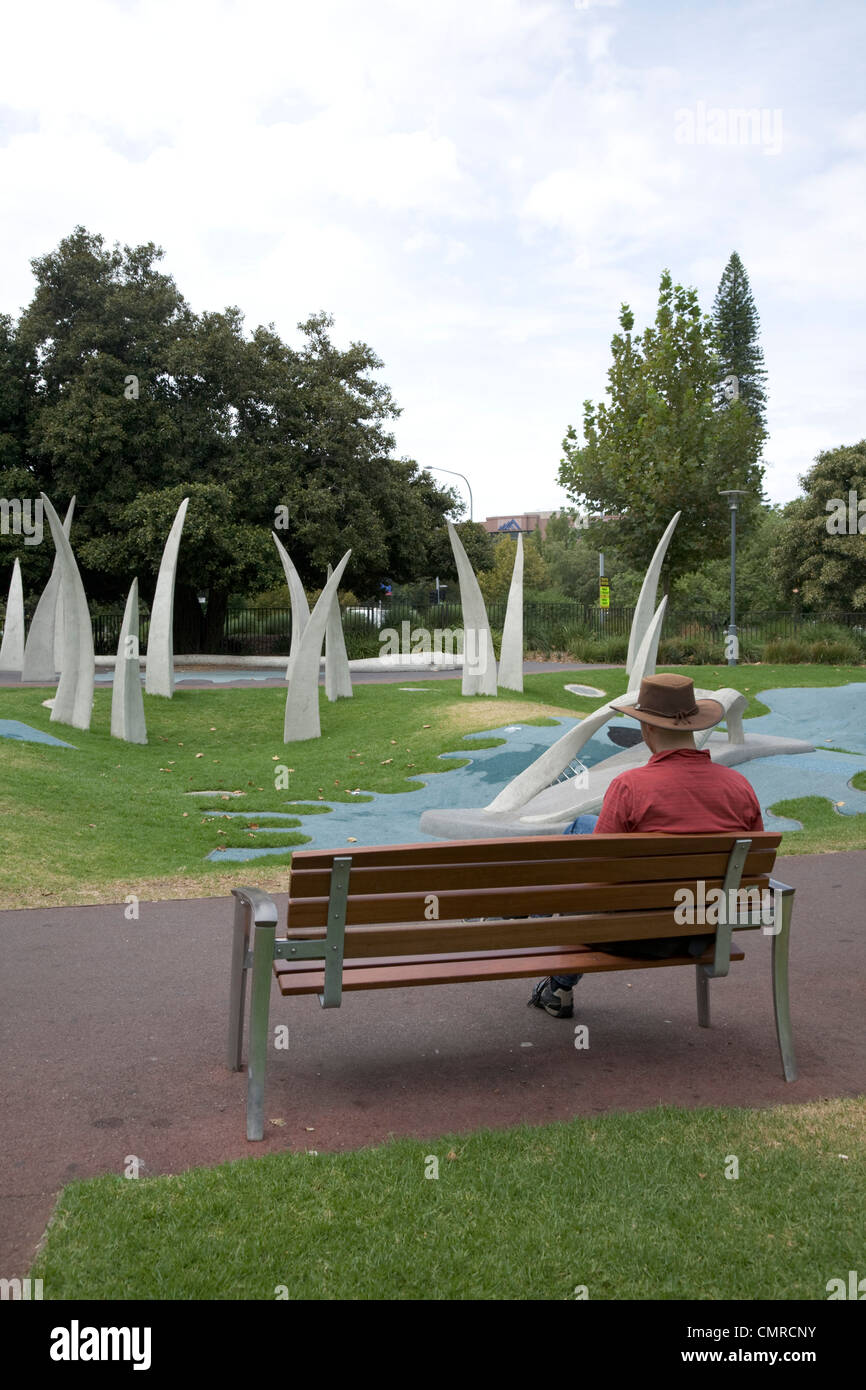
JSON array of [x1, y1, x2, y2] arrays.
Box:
[[483, 511, 556, 540]]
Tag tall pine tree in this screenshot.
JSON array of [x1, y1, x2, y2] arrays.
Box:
[[712, 252, 768, 428]]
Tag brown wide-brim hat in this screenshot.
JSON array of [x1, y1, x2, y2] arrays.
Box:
[[612, 673, 724, 732]]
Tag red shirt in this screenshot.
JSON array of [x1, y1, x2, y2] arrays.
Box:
[[593, 748, 764, 835]]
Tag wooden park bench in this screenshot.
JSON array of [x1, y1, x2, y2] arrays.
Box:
[[227, 831, 797, 1140]]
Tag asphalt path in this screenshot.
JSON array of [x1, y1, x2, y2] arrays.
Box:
[[1, 849, 863, 1276]]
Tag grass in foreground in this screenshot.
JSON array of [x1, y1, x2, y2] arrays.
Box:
[[0, 664, 863, 907], [32, 1098, 865, 1301]]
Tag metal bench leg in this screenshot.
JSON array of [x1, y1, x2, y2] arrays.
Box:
[[228, 894, 251, 1071], [696, 966, 710, 1027], [770, 883, 797, 1082], [246, 918, 277, 1141]]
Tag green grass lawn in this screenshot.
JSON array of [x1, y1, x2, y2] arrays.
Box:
[[31, 1098, 864, 1300], [1, 663, 864, 907]]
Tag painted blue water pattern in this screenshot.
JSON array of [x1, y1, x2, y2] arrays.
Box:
[[204, 687, 866, 860], [0, 720, 76, 748]]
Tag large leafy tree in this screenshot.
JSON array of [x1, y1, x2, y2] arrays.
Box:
[[558, 270, 765, 588], [772, 442, 866, 610], [3, 227, 460, 641]]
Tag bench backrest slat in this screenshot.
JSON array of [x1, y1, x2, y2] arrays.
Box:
[[289, 848, 776, 902], [287, 873, 773, 933], [289, 831, 780, 871], [281, 906, 767, 958]]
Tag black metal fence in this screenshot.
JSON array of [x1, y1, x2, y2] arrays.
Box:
[[80, 602, 866, 657]]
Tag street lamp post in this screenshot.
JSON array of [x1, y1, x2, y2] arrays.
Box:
[[425, 466, 473, 522], [719, 490, 748, 666]]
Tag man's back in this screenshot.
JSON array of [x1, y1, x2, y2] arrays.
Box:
[[594, 746, 764, 835]]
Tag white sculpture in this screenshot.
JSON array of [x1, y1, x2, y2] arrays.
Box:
[[284, 551, 351, 742], [111, 578, 147, 744], [22, 496, 75, 681], [40, 493, 94, 731], [420, 512, 812, 840], [145, 497, 189, 698], [272, 532, 310, 681], [324, 563, 353, 701], [486, 597, 669, 817], [497, 533, 524, 692], [447, 521, 497, 696], [0, 557, 25, 672], [626, 510, 680, 680]]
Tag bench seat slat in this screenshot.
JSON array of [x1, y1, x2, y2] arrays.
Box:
[[274, 943, 746, 995], [288, 850, 776, 901], [288, 831, 780, 870]]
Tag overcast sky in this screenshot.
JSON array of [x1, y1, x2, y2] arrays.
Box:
[[1, 0, 863, 524]]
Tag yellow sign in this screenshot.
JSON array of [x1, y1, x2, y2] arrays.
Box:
[[599, 578, 610, 609]]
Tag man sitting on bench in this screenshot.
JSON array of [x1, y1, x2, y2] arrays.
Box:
[[528, 672, 765, 1019]]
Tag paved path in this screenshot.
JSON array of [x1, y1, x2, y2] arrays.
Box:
[[1, 850, 863, 1276], [0, 661, 622, 691]]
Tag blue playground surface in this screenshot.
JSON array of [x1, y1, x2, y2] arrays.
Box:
[[204, 684, 866, 861]]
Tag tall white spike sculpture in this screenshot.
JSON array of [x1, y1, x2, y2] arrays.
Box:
[[40, 493, 94, 730], [22, 496, 75, 681], [284, 551, 351, 742], [272, 533, 310, 681], [145, 497, 189, 698], [324, 563, 353, 701], [0, 558, 25, 672], [625, 511, 680, 681], [497, 533, 524, 692], [53, 497, 78, 673], [447, 521, 497, 696], [111, 579, 147, 744]]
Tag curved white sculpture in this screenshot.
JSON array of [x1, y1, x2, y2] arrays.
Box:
[[111, 579, 147, 744], [53, 497, 77, 673], [145, 497, 189, 698], [498, 533, 524, 693], [324, 563, 353, 701], [447, 521, 497, 696], [284, 550, 351, 742], [518, 686, 750, 826], [272, 533, 310, 681], [485, 598, 668, 815], [0, 557, 25, 672], [625, 511, 680, 681], [22, 496, 75, 681], [40, 493, 94, 730]]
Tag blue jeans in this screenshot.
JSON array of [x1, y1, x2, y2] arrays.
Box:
[[553, 814, 599, 987]]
